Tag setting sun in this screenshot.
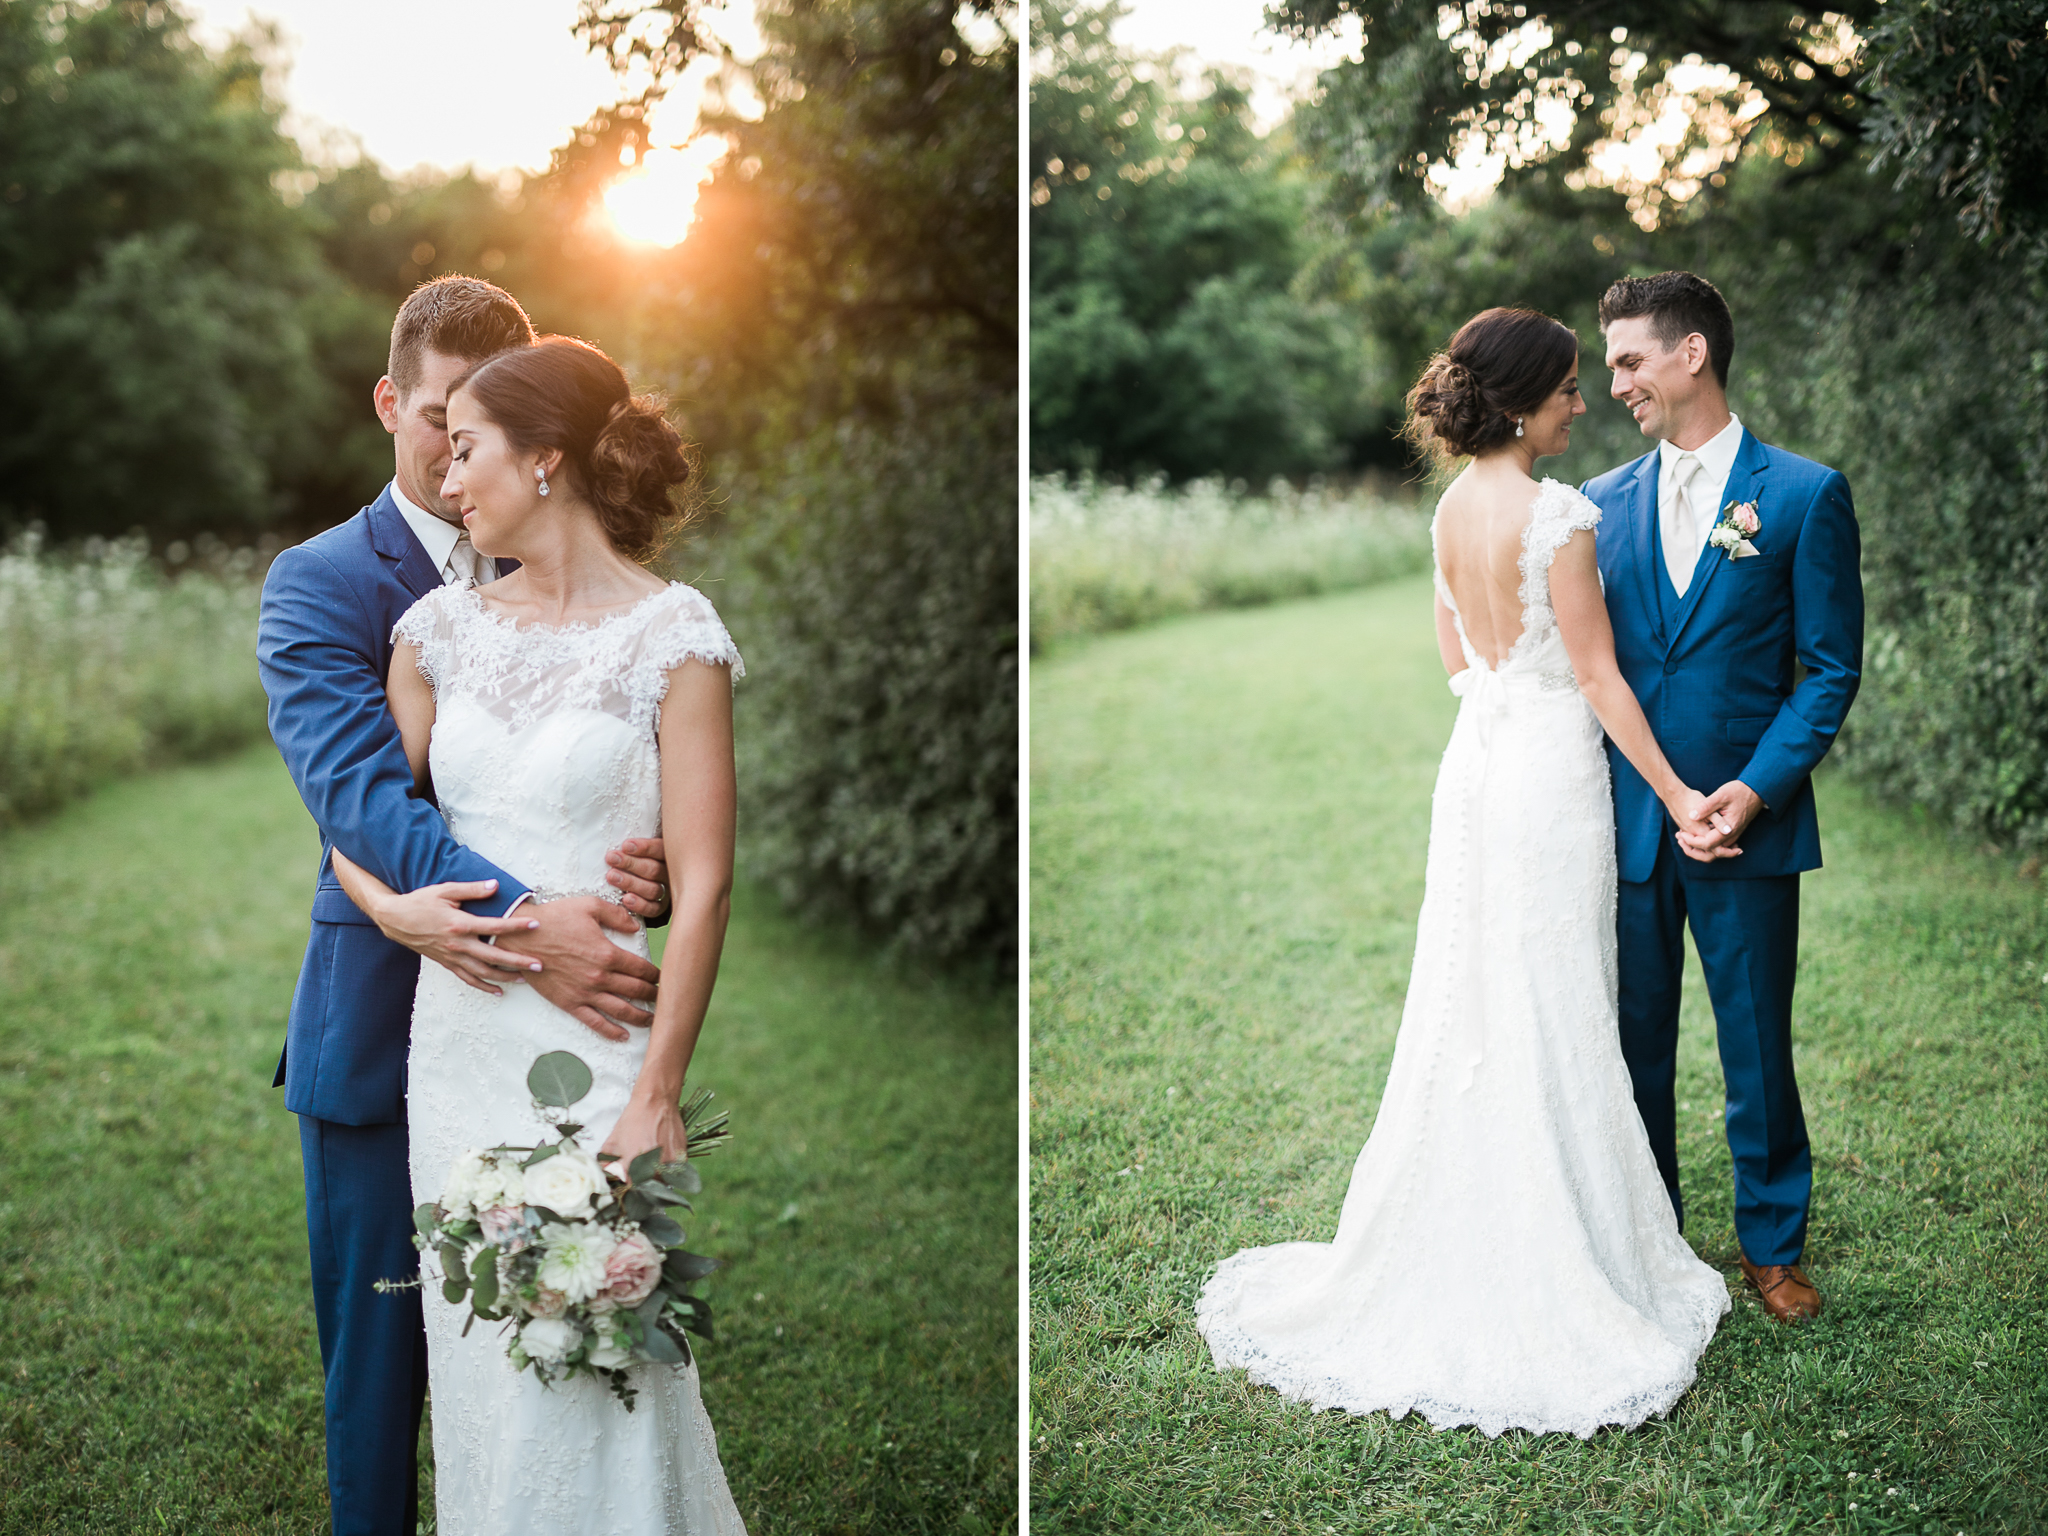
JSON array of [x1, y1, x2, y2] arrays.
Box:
[[604, 137, 731, 247]]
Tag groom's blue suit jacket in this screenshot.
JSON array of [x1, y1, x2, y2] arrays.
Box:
[[1582, 430, 1863, 884], [258, 488, 528, 1125]]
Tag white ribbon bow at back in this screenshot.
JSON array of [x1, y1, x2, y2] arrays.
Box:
[[1448, 665, 1508, 749]]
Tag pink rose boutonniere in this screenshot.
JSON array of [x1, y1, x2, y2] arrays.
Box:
[[1708, 500, 1761, 559]]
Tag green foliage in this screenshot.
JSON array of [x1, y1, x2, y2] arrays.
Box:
[[1275, 0, 1876, 216], [1032, 581, 2048, 1533], [0, 531, 269, 827], [1030, 472, 1430, 649], [0, 747, 1017, 1532], [1029, 3, 1370, 479], [722, 387, 1018, 968], [1862, 0, 2048, 247], [0, 2, 345, 540]]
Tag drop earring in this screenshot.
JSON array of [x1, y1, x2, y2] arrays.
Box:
[[537, 473, 550, 498], [1515, 418, 1525, 438]]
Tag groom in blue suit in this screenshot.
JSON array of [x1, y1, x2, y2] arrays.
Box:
[[258, 277, 674, 1534], [1580, 272, 1861, 1325]]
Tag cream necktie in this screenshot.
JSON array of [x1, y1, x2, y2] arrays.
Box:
[[1664, 453, 1702, 598], [447, 534, 483, 587]]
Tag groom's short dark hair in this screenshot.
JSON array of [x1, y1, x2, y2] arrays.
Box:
[[1599, 271, 1733, 389], [388, 276, 538, 400]]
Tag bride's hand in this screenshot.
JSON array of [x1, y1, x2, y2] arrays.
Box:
[[600, 1093, 688, 1168], [1667, 785, 1742, 862]]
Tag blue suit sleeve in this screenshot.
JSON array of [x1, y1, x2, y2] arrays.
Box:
[[1741, 471, 1863, 810], [258, 546, 530, 915]]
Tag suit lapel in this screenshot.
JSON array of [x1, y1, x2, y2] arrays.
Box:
[[367, 486, 444, 602], [1626, 453, 1665, 642], [1667, 429, 1771, 655]]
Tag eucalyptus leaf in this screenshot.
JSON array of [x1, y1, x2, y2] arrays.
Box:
[[520, 1144, 560, 1170], [628, 1148, 662, 1186], [439, 1241, 466, 1280], [412, 1203, 439, 1236], [526, 1051, 593, 1109], [622, 1189, 654, 1224], [640, 1211, 684, 1248], [639, 1180, 690, 1207], [442, 1275, 468, 1306], [662, 1159, 704, 1195], [664, 1250, 720, 1282], [470, 1246, 499, 1313], [638, 1324, 686, 1365]]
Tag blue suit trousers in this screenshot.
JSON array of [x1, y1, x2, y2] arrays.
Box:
[[299, 1116, 427, 1536], [1616, 832, 1811, 1266]]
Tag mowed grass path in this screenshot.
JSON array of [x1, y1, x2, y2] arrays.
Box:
[[0, 745, 1015, 1534], [1030, 575, 2047, 1534]]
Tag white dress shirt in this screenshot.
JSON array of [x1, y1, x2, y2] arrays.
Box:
[[1657, 413, 1744, 597], [390, 479, 496, 586]]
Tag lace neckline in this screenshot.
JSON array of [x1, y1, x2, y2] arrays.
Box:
[[457, 581, 677, 637]]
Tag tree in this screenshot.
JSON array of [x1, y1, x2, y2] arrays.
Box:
[[1029, 2, 1374, 478], [0, 0, 340, 538]]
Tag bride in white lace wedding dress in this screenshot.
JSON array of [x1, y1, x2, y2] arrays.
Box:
[[337, 338, 749, 1532], [1196, 310, 1729, 1438]]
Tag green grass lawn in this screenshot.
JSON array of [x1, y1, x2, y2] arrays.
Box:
[[1029, 575, 2047, 1534], [0, 744, 1016, 1534]]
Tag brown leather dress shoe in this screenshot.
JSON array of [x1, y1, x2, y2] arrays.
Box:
[[1740, 1256, 1824, 1323]]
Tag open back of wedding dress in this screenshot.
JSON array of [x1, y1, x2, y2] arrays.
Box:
[[1195, 480, 1728, 1439], [395, 581, 749, 1535]]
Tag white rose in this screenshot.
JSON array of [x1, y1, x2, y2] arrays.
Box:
[[472, 1158, 527, 1213], [440, 1148, 490, 1219], [523, 1147, 607, 1219], [588, 1333, 633, 1370], [519, 1316, 581, 1367], [536, 1221, 618, 1303]]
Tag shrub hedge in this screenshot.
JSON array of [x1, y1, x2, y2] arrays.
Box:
[[713, 388, 1018, 971]]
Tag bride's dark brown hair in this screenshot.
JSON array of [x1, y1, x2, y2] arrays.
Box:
[[1402, 307, 1579, 467], [450, 336, 700, 562]]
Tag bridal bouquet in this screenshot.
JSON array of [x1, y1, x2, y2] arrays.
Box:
[[394, 1051, 730, 1409]]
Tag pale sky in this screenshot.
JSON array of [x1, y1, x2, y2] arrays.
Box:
[[1109, 0, 1362, 134], [180, 0, 760, 175]]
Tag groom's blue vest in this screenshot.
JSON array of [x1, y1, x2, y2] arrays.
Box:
[[1582, 430, 1862, 883], [258, 488, 529, 1125]]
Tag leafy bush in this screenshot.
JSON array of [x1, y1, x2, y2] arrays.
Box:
[[1783, 244, 2048, 853], [1030, 474, 1431, 648], [0, 533, 269, 826], [715, 390, 1017, 971]]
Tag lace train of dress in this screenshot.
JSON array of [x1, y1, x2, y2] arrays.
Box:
[[1195, 480, 1729, 1439], [395, 582, 749, 1535]]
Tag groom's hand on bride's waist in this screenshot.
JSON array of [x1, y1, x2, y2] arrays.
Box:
[[493, 896, 660, 1043], [603, 836, 671, 922]]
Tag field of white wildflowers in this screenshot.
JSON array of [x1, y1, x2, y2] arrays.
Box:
[[1029, 474, 1433, 650], [0, 531, 269, 825]]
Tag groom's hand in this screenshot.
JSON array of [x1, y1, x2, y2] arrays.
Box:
[[1678, 780, 1764, 860], [494, 897, 660, 1043], [603, 836, 670, 921]]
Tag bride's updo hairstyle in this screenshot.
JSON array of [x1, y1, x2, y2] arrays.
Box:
[[1402, 307, 1579, 466], [450, 335, 699, 561]]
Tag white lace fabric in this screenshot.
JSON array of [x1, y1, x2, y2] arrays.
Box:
[[392, 580, 748, 1534], [1196, 479, 1729, 1439]]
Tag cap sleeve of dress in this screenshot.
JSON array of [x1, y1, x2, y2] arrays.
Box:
[[625, 584, 745, 734], [1525, 480, 1603, 572]]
